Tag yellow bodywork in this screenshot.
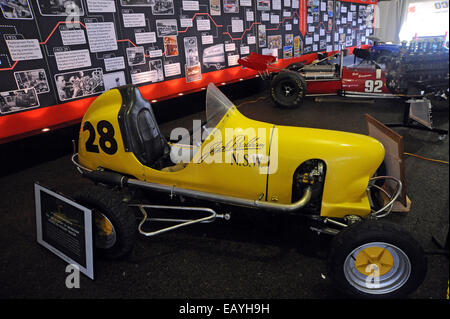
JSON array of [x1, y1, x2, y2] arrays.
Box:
[[78, 87, 385, 219]]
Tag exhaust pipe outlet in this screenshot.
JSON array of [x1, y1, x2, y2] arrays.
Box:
[[83, 170, 128, 188]]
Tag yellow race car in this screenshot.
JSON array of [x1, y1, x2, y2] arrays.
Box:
[[72, 83, 426, 298]]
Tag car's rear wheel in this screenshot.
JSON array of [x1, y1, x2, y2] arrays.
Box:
[[328, 220, 427, 298], [270, 71, 306, 108], [74, 185, 136, 259]]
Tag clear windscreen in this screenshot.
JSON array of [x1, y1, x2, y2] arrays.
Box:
[[168, 82, 235, 158], [205, 82, 235, 129]]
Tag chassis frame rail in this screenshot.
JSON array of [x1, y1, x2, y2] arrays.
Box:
[[130, 204, 230, 237]]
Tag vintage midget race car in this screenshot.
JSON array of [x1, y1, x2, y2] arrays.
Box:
[[238, 45, 449, 108], [72, 82, 427, 298]]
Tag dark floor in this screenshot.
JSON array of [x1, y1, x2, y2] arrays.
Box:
[[0, 80, 448, 300]]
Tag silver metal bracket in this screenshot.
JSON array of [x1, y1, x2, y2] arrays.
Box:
[[129, 204, 230, 237], [367, 175, 403, 219]]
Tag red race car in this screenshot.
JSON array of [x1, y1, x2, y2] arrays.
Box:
[[238, 47, 449, 108]]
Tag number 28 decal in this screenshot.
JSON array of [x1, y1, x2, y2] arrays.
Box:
[[83, 120, 118, 155], [364, 80, 383, 93]]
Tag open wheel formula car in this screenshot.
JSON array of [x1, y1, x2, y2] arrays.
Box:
[[238, 46, 449, 109], [72, 83, 427, 298]]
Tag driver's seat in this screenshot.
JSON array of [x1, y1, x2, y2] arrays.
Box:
[[117, 85, 170, 169]]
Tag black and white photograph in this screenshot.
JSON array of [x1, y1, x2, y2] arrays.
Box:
[[365, 4, 375, 28], [151, 0, 174, 15], [0, 0, 33, 19], [0, 88, 39, 114], [103, 71, 126, 91], [156, 19, 178, 37], [149, 59, 164, 82], [54, 68, 105, 102], [14, 69, 50, 94], [202, 44, 225, 70], [184, 37, 199, 67], [223, 0, 238, 14], [36, 0, 85, 16], [120, 0, 155, 6], [126, 46, 146, 66]]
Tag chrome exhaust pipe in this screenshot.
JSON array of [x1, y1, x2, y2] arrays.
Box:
[[72, 153, 312, 213], [126, 178, 312, 213]]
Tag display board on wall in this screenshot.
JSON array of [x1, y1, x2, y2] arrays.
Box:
[[0, 0, 375, 141]]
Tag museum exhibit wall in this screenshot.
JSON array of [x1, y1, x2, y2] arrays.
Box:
[[0, 0, 376, 142]]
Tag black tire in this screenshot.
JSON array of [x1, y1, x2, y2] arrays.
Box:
[[270, 71, 307, 108], [328, 220, 427, 298], [74, 185, 136, 260], [286, 62, 305, 72]]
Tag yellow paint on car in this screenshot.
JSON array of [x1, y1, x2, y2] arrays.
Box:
[[354, 246, 394, 276], [78, 88, 385, 219]]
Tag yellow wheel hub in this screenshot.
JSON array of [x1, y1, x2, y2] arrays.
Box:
[[354, 246, 394, 276], [94, 214, 113, 236]]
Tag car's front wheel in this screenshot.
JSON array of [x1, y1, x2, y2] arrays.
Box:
[[328, 220, 427, 298], [270, 71, 306, 108]]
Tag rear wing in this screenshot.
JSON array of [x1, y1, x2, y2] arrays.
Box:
[[238, 52, 277, 72]]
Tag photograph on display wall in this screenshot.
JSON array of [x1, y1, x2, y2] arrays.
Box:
[[285, 34, 293, 46], [36, 0, 85, 16], [327, 0, 334, 17], [223, 0, 238, 13], [149, 59, 164, 82], [202, 44, 225, 70], [120, 0, 155, 6], [14, 69, 50, 94], [283, 46, 293, 59], [0, 88, 39, 114], [184, 37, 199, 67], [209, 0, 221, 16], [294, 35, 302, 57], [258, 24, 266, 47], [54, 68, 105, 102], [0, 0, 33, 19], [308, 0, 320, 23], [185, 63, 202, 83], [156, 19, 178, 37], [152, 0, 174, 15], [103, 71, 126, 91], [365, 5, 375, 28], [335, 0, 341, 19], [257, 0, 270, 11], [164, 36, 179, 57], [126, 46, 146, 66], [268, 35, 282, 49]]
